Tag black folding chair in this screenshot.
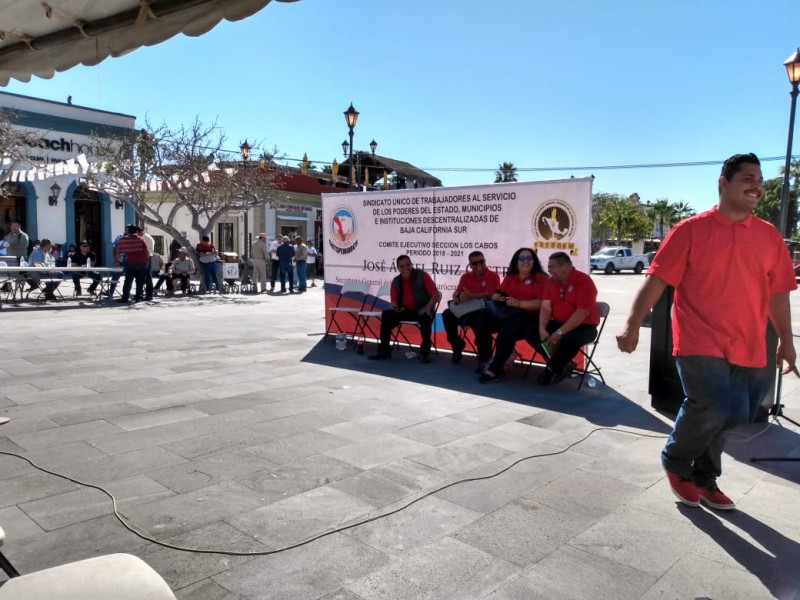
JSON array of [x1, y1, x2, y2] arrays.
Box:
[[575, 301, 610, 390]]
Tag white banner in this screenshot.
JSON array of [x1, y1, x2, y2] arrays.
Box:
[[322, 178, 592, 303]]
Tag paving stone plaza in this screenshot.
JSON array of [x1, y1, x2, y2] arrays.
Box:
[[0, 275, 798, 599]]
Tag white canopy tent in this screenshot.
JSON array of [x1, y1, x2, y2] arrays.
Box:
[[0, 0, 299, 86]]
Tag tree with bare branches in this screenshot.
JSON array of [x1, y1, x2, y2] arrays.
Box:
[[0, 109, 41, 196], [88, 117, 283, 265]]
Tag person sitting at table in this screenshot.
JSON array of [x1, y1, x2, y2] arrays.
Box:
[[442, 250, 501, 367], [68, 240, 102, 296], [154, 262, 170, 294], [479, 247, 548, 383], [166, 247, 195, 295], [26, 238, 61, 301], [149, 252, 165, 295]]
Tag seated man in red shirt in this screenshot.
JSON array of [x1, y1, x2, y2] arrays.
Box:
[[368, 254, 442, 363], [537, 251, 600, 385], [442, 250, 501, 366]]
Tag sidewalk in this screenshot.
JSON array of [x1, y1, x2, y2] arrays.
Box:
[[0, 276, 798, 599]]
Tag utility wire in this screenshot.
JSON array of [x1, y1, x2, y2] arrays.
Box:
[[0, 426, 672, 557]]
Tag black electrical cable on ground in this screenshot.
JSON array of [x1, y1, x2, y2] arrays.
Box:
[[1, 426, 673, 557]]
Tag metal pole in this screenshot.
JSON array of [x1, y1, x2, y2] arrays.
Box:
[[778, 82, 798, 238], [348, 128, 355, 190]]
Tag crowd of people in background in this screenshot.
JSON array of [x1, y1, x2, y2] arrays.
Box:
[[0, 222, 324, 303]]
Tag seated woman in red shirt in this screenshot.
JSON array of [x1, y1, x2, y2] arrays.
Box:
[[479, 247, 548, 383]]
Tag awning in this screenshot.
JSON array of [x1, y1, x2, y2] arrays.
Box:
[[0, 0, 300, 86]]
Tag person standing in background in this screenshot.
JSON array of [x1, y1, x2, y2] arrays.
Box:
[[3, 221, 29, 260], [250, 233, 270, 294], [268, 235, 280, 292], [137, 226, 156, 301], [195, 235, 220, 293], [294, 236, 308, 292], [306, 239, 318, 287]]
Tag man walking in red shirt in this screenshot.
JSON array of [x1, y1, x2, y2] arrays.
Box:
[[617, 153, 798, 511]]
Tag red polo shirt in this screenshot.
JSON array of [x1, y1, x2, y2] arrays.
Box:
[[498, 272, 548, 311], [542, 268, 599, 325], [649, 206, 797, 367], [456, 269, 501, 296]]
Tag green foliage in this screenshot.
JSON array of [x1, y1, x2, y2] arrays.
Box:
[[494, 162, 517, 183]]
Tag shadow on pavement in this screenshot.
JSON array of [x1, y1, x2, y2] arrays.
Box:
[[302, 338, 673, 436], [679, 505, 800, 597]]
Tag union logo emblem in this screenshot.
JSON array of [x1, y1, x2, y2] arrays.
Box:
[[532, 200, 579, 256], [329, 206, 358, 254]]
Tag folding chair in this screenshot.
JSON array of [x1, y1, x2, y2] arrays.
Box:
[[0, 262, 14, 307], [355, 282, 392, 344], [27, 263, 64, 303], [392, 297, 442, 355], [575, 301, 610, 390], [325, 281, 371, 343]]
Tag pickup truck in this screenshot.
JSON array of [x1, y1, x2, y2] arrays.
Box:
[[590, 247, 648, 274]]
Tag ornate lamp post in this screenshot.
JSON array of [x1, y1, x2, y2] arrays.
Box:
[[239, 140, 251, 261], [369, 139, 377, 156], [779, 48, 800, 238], [343, 103, 359, 189]]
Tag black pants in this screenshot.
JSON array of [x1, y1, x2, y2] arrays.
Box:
[[488, 311, 540, 374], [538, 321, 598, 373], [270, 259, 280, 287], [442, 308, 495, 363], [71, 271, 101, 293], [378, 308, 433, 355]]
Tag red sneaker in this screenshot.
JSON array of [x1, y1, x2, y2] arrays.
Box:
[[698, 484, 735, 511], [665, 470, 700, 507]]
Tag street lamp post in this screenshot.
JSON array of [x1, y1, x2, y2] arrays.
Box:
[[239, 140, 251, 263], [779, 48, 800, 238], [343, 103, 359, 189]]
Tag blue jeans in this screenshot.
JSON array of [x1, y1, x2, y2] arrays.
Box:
[[662, 355, 771, 487], [279, 260, 294, 291], [295, 260, 307, 290], [200, 261, 219, 292]]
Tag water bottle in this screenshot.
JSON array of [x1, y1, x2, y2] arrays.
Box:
[[86, 258, 91, 269], [356, 340, 364, 355], [335, 333, 346, 350], [20, 257, 27, 267], [587, 376, 598, 389], [66, 257, 72, 268]]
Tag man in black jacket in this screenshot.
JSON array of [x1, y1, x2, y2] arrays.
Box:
[[368, 255, 441, 363]]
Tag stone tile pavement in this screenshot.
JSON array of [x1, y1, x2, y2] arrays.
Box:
[[0, 276, 798, 599]]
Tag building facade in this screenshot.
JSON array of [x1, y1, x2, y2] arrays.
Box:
[[0, 91, 136, 265]]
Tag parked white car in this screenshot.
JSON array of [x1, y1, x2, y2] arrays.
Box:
[[590, 247, 648, 274]]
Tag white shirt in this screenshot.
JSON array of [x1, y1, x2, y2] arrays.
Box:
[[141, 233, 155, 254]]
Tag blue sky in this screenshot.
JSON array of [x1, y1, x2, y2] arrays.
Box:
[[3, 0, 799, 213]]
